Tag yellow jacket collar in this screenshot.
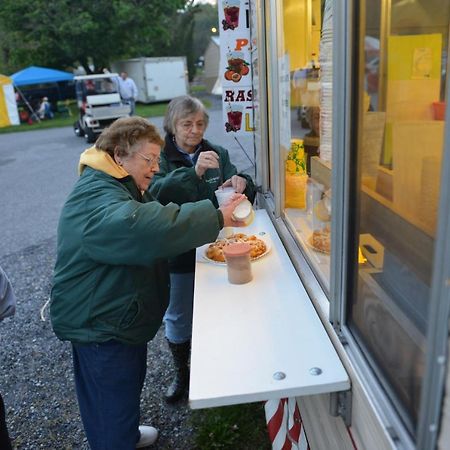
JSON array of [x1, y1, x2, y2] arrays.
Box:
[[78, 146, 129, 178]]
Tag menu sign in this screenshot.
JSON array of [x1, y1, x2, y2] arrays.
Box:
[[218, 0, 254, 135]]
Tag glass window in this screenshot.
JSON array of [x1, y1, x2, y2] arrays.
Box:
[[277, 0, 332, 291], [348, 0, 449, 436]]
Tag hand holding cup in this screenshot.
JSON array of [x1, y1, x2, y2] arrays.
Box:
[[221, 175, 247, 194], [218, 193, 247, 227]]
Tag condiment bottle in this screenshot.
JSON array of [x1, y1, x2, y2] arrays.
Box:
[[223, 243, 253, 284]]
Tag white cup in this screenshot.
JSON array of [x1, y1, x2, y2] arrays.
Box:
[[215, 187, 236, 239], [215, 187, 236, 206]]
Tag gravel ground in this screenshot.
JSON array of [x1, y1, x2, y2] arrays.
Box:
[[0, 238, 196, 449]]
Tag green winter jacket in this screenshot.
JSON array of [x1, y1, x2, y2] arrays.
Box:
[[149, 135, 256, 272], [50, 146, 223, 345]]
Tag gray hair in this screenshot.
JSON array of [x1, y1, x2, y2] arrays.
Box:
[[163, 95, 209, 134]]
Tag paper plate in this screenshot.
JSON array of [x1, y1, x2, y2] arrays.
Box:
[[306, 235, 330, 255], [202, 236, 271, 265]]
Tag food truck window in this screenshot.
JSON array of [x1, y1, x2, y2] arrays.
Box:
[[276, 0, 332, 292], [347, 0, 449, 436]]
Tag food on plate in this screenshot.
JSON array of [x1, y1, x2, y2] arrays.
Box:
[[205, 239, 229, 262], [310, 228, 331, 254], [205, 233, 267, 263]]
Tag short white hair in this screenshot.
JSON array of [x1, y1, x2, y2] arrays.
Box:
[[163, 95, 209, 134]]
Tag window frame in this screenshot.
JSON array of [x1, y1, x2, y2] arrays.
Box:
[[335, 1, 450, 447], [255, 0, 450, 442], [415, 65, 450, 450], [259, 0, 450, 447]]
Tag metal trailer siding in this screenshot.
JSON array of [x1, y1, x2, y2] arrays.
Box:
[[111, 57, 188, 103]]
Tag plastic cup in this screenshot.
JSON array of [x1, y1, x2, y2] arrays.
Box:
[[215, 187, 236, 238], [215, 187, 236, 206]]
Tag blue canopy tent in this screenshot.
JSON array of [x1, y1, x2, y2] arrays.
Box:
[[10, 65, 73, 86], [10, 66, 74, 121]]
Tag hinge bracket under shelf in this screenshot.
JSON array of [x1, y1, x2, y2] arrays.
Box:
[[329, 389, 352, 427]]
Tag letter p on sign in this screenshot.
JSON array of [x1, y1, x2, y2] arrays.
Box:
[[235, 39, 249, 51]]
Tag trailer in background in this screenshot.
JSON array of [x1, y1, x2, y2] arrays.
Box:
[[111, 57, 189, 104]]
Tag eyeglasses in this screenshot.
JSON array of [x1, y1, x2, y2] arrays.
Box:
[[178, 121, 207, 132], [137, 152, 161, 168]]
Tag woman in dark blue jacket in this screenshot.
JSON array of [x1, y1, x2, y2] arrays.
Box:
[[149, 96, 256, 402]]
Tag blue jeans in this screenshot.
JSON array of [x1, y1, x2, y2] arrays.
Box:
[[164, 272, 194, 344], [72, 341, 147, 450], [124, 98, 136, 116]]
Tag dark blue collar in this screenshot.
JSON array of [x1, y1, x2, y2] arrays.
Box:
[[172, 135, 202, 164]]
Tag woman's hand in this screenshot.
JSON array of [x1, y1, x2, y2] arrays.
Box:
[[218, 193, 247, 227], [221, 175, 247, 194], [195, 151, 220, 178]]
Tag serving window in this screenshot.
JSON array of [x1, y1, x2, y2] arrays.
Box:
[[347, 0, 449, 437], [254, 0, 450, 446], [271, 0, 332, 292]]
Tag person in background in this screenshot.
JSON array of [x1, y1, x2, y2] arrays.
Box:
[[149, 95, 256, 403], [50, 116, 246, 450], [100, 68, 116, 93], [38, 96, 54, 120], [0, 266, 16, 450], [118, 71, 138, 115]]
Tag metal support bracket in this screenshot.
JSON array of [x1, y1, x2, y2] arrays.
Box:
[[329, 389, 352, 427]]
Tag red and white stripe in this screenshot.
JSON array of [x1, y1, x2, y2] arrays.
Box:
[[265, 398, 310, 450]]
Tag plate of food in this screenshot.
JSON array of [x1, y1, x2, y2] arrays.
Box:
[[203, 232, 271, 265], [306, 228, 331, 254]]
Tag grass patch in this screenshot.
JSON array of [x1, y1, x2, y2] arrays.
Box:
[[0, 102, 170, 135], [0, 103, 79, 134], [190, 403, 271, 450], [0, 96, 211, 135], [190, 84, 207, 94], [135, 102, 170, 118]]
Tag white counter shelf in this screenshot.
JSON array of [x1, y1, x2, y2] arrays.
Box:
[[189, 209, 349, 409]]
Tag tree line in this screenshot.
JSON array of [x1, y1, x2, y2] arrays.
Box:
[[0, 0, 218, 81]]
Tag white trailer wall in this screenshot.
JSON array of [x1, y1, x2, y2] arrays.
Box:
[[112, 57, 188, 103]]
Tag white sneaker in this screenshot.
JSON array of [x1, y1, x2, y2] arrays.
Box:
[[136, 425, 158, 448]]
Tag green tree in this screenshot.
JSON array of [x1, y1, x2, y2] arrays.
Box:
[[167, 2, 197, 81], [192, 3, 219, 63], [167, 2, 219, 82], [0, 0, 189, 74]]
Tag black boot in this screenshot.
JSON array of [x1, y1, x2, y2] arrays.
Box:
[[165, 340, 191, 403]]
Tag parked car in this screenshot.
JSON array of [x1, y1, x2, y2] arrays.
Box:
[[73, 73, 131, 143]]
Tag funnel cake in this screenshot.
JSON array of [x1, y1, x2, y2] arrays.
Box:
[[205, 233, 267, 263]]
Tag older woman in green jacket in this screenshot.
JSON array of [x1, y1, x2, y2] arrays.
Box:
[[50, 116, 246, 450], [149, 95, 256, 403]]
